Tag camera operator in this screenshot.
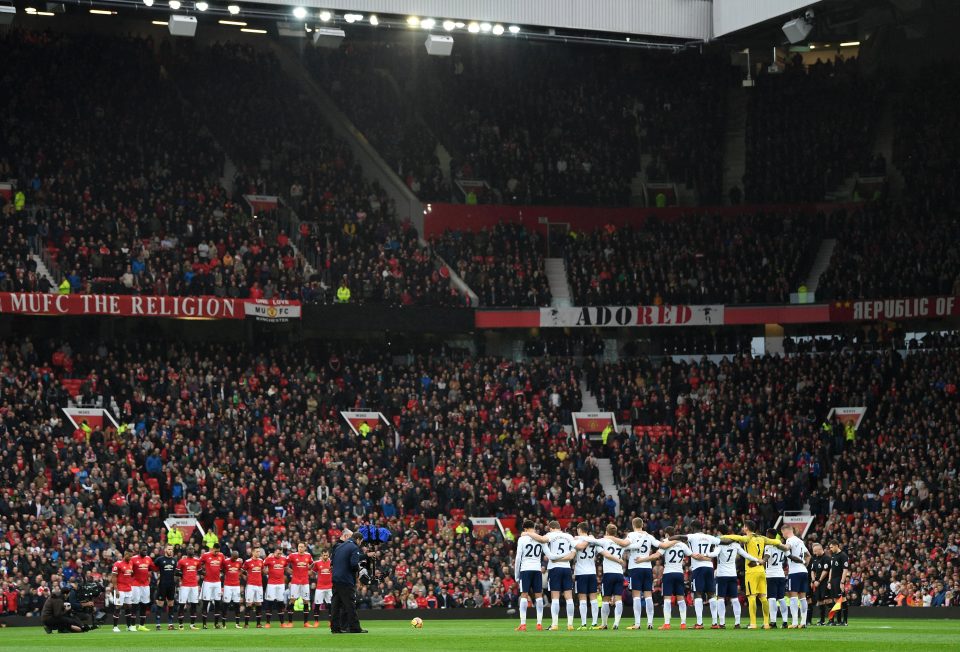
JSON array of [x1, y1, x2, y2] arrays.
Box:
[[330, 529, 370, 634], [41, 577, 85, 634], [66, 576, 97, 630]]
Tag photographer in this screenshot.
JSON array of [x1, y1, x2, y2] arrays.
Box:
[[41, 583, 85, 634], [330, 530, 367, 634], [67, 577, 98, 630]]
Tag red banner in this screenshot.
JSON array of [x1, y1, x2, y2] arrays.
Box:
[[830, 296, 960, 321], [242, 194, 279, 215], [0, 292, 300, 321]]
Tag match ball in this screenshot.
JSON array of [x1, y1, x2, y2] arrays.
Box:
[[411, 616, 423, 628]]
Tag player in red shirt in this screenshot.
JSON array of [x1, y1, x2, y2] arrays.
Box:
[[263, 547, 288, 628], [199, 542, 226, 629], [111, 550, 135, 632], [287, 543, 314, 627], [129, 548, 157, 630], [243, 547, 266, 628], [177, 547, 202, 629], [311, 549, 334, 628], [222, 549, 244, 628]]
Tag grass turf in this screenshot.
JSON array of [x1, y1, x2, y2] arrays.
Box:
[[1, 618, 958, 651]]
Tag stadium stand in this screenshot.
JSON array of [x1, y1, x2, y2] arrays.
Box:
[[744, 56, 879, 203]]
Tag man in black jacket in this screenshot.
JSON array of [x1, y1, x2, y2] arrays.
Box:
[[41, 587, 84, 634], [330, 529, 366, 634]]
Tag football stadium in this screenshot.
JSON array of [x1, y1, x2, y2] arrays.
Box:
[[0, 0, 959, 650]]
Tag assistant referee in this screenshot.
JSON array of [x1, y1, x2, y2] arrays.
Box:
[[330, 529, 367, 634]]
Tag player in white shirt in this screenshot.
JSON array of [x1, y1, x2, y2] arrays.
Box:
[[657, 526, 714, 630], [542, 521, 577, 630], [569, 523, 603, 629], [781, 524, 812, 628], [513, 519, 546, 631], [665, 521, 722, 629], [594, 524, 631, 630], [618, 517, 660, 630], [715, 538, 760, 627], [763, 528, 790, 628]]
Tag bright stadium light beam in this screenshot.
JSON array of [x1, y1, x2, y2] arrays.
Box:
[[442, 19, 455, 31], [492, 24, 504, 35], [467, 22, 479, 33], [292, 7, 307, 19], [420, 18, 435, 30], [227, 4, 240, 14]]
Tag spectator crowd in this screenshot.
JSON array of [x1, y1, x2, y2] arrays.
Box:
[[0, 332, 957, 615]]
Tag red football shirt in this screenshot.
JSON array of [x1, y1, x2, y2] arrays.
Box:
[[111, 561, 134, 592], [177, 556, 201, 588], [264, 554, 288, 585], [223, 559, 243, 587], [243, 558, 265, 586], [200, 551, 225, 583], [312, 560, 332, 590], [287, 552, 313, 585], [129, 555, 157, 587]]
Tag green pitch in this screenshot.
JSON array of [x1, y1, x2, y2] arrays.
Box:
[[1, 619, 958, 651]]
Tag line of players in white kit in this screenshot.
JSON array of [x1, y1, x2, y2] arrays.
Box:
[[513, 517, 810, 631]]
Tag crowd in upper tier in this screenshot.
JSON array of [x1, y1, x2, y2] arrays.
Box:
[[1, 332, 957, 614]]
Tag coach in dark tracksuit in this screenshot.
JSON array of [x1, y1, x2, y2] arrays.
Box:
[[331, 530, 367, 634]]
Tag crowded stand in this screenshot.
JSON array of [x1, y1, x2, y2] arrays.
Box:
[[1, 333, 958, 619], [304, 42, 450, 203], [744, 56, 879, 203], [563, 211, 822, 306], [168, 42, 463, 306], [893, 64, 960, 208], [0, 31, 292, 298], [815, 203, 960, 301], [430, 223, 551, 307], [388, 43, 725, 206]]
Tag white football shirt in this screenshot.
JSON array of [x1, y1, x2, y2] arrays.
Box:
[[784, 535, 809, 574], [545, 531, 576, 570], [764, 545, 787, 578], [662, 541, 694, 574], [716, 542, 758, 577], [514, 534, 544, 576], [573, 535, 600, 577], [596, 537, 625, 575], [624, 531, 660, 570], [686, 532, 721, 570]]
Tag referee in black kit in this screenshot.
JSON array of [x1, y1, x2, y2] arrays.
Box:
[[330, 528, 368, 634]]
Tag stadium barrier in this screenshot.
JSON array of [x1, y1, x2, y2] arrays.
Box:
[[2, 607, 958, 626]]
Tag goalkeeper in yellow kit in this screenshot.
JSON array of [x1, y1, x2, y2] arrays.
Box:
[[721, 520, 791, 629]]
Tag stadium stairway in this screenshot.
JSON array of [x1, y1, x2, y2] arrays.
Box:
[[30, 254, 58, 291], [722, 85, 748, 203], [544, 258, 573, 308], [579, 379, 621, 514], [803, 238, 838, 295], [595, 459, 620, 516]]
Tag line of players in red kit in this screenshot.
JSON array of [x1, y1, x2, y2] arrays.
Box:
[[108, 542, 335, 632]]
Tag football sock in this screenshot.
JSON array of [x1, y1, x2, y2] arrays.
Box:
[[600, 602, 609, 627], [694, 597, 703, 625], [632, 597, 642, 625], [646, 597, 655, 626], [579, 599, 588, 626], [535, 597, 544, 625], [709, 597, 718, 624], [768, 598, 778, 624], [731, 599, 742, 625], [761, 596, 770, 626], [565, 599, 574, 627], [717, 599, 726, 625], [678, 599, 687, 624], [519, 598, 528, 626], [747, 596, 757, 626], [663, 599, 672, 625], [800, 598, 808, 625], [613, 601, 623, 628], [790, 597, 799, 625], [550, 599, 560, 627], [779, 598, 789, 624]]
